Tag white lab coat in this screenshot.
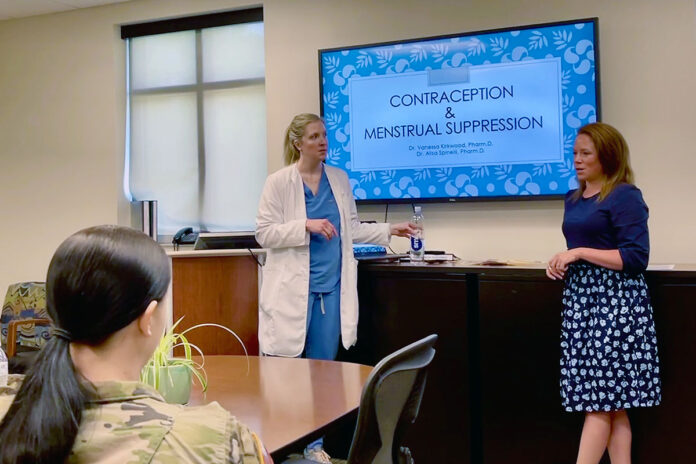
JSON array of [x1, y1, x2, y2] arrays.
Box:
[[255, 164, 390, 357]]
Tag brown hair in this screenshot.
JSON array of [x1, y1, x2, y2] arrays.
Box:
[[572, 122, 635, 201], [283, 113, 322, 165]]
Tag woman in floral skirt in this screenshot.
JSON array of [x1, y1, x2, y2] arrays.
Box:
[[546, 122, 661, 464]]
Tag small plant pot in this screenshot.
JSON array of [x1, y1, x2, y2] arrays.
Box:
[[143, 364, 192, 404]]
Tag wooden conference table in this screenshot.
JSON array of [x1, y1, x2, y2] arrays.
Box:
[[189, 355, 373, 459]]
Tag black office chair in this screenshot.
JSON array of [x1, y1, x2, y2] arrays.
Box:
[[285, 334, 438, 464]]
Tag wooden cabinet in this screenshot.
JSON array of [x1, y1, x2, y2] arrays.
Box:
[[353, 269, 471, 464], [630, 274, 696, 463], [355, 264, 696, 464], [168, 253, 696, 464], [171, 253, 260, 356], [478, 275, 579, 464]]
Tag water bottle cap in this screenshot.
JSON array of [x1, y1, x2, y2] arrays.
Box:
[[414, 206, 422, 214]]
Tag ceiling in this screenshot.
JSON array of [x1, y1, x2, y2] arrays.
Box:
[[0, 0, 134, 21]]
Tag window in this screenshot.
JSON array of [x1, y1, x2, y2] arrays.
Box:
[[122, 9, 266, 236]]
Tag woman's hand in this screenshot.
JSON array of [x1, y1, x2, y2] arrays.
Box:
[[389, 222, 418, 238], [306, 218, 338, 240], [546, 249, 582, 280]]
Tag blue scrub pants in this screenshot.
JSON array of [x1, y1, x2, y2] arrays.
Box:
[[304, 286, 341, 361], [304, 286, 341, 453]]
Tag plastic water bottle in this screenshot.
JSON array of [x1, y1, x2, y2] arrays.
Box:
[[409, 206, 424, 261], [0, 345, 8, 387]]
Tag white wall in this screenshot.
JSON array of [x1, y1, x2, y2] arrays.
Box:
[[1, 0, 694, 292], [264, 0, 696, 262], [0, 0, 255, 293]]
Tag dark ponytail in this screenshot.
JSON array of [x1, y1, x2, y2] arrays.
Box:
[[0, 337, 87, 463], [0, 225, 170, 464]]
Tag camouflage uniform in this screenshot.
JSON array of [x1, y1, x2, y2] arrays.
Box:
[[0, 375, 264, 464]]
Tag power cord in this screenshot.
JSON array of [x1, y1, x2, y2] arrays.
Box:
[[385, 203, 398, 254], [247, 248, 264, 267]]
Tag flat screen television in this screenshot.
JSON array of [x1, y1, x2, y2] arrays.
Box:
[[318, 18, 599, 203]]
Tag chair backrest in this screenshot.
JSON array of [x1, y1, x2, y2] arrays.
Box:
[[347, 334, 438, 464], [1, 282, 49, 349]]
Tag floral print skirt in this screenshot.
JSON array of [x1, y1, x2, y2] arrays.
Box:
[[560, 262, 661, 412]]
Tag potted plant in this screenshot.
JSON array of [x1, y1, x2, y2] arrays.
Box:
[[141, 317, 247, 404]]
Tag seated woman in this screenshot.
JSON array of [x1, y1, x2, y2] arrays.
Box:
[[0, 225, 272, 464]]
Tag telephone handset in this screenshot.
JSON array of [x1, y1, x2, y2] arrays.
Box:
[[172, 227, 198, 250]]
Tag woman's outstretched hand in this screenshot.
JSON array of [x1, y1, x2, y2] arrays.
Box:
[[390, 222, 418, 238]]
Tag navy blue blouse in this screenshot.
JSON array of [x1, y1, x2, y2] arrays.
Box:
[[562, 183, 649, 273]]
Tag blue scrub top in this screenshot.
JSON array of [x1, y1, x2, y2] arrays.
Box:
[[304, 167, 342, 292]]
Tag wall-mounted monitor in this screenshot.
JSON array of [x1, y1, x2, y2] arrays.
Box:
[[319, 18, 599, 203]]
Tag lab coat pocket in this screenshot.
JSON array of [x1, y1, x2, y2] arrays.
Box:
[[259, 267, 281, 315]]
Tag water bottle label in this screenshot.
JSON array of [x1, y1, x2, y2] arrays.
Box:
[[410, 237, 423, 251]]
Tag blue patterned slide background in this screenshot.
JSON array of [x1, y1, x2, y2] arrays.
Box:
[[319, 19, 598, 201]]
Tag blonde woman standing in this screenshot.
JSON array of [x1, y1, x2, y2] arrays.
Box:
[[256, 113, 414, 463]]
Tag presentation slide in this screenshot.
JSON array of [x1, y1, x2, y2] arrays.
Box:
[[319, 19, 598, 201], [350, 59, 563, 170]]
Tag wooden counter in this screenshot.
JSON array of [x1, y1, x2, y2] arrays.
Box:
[[166, 249, 696, 463], [348, 261, 696, 464], [167, 248, 264, 356]]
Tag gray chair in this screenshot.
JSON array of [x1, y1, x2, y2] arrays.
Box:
[[286, 334, 438, 464]]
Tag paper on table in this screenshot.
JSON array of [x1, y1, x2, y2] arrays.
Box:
[[473, 259, 545, 266], [646, 264, 675, 270], [423, 254, 458, 262]]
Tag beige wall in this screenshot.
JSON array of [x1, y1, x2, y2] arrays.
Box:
[[1, 0, 694, 292], [0, 0, 255, 293]]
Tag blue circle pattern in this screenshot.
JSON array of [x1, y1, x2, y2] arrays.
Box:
[[321, 22, 597, 200], [560, 263, 662, 412]]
